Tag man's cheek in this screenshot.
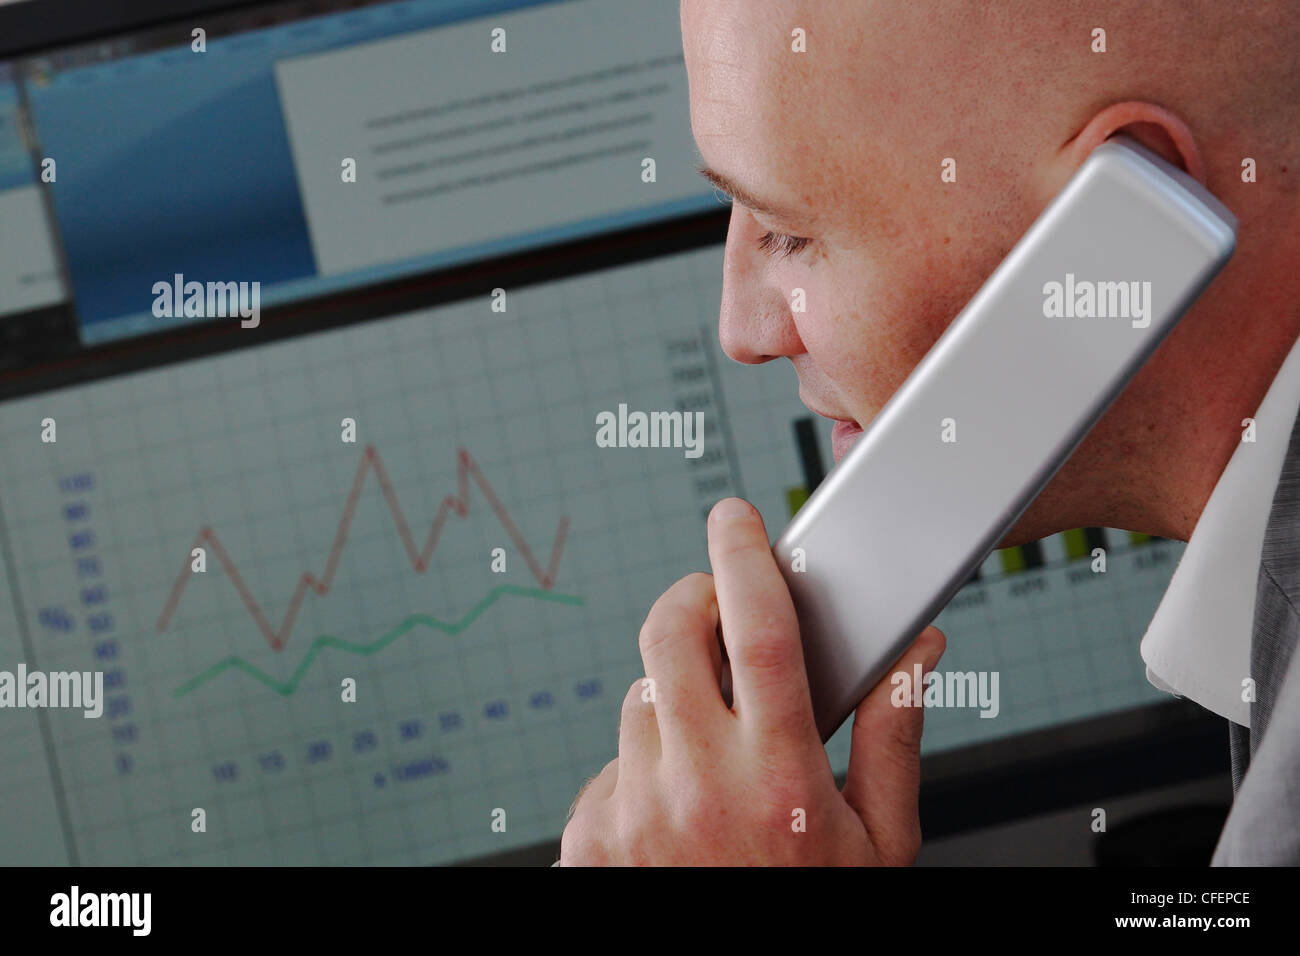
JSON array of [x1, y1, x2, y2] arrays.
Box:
[[791, 276, 870, 353]]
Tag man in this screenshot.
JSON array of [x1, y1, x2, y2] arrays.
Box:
[[560, 0, 1300, 865]]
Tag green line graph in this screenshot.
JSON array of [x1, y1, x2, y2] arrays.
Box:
[[171, 584, 585, 698]]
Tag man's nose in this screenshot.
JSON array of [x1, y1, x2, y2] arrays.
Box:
[[717, 206, 805, 365]]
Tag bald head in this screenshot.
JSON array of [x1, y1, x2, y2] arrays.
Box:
[[681, 0, 1300, 543]]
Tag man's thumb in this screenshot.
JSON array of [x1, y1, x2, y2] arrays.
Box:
[[841, 625, 946, 864]]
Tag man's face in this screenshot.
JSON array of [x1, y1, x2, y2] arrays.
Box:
[[682, 0, 1058, 461], [679, 0, 1170, 543]]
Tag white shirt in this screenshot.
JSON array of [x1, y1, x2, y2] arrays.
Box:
[[1140, 334, 1300, 727]]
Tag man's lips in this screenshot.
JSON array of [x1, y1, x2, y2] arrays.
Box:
[[798, 394, 863, 461]]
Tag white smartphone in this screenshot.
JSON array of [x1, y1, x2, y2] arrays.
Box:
[[771, 135, 1238, 742]]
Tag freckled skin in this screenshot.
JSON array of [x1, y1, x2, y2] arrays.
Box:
[[682, 0, 1300, 546]]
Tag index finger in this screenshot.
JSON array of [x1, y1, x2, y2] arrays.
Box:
[[706, 496, 816, 743]]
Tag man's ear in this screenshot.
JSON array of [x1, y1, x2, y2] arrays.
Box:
[[1061, 101, 1207, 183]]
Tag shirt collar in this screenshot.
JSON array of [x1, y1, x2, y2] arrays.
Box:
[[1140, 334, 1300, 726]]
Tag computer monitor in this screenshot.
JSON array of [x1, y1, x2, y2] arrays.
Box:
[[0, 0, 1224, 866]]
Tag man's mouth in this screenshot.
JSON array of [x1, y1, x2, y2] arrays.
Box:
[[798, 393, 864, 462]]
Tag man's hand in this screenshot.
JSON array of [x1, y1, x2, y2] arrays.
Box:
[[559, 496, 946, 865]]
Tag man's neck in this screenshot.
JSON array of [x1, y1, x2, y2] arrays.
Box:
[[1163, 322, 1300, 543]]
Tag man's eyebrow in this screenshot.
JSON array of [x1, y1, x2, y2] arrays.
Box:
[[694, 162, 805, 223]]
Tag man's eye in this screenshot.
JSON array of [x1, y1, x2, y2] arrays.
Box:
[[756, 231, 813, 260]]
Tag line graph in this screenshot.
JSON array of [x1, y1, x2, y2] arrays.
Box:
[[155, 444, 572, 651], [0, 244, 820, 866], [0, 243, 1184, 868], [171, 583, 584, 697]]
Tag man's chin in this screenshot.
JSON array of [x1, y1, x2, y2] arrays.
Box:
[[997, 501, 1074, 550], [830, 420, 864, 462]]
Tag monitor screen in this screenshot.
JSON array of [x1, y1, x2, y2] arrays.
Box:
[[0, 0, 1183, 866], [3, 0, 713, 343]]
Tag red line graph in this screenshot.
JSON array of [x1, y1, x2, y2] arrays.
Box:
[[155, 444, 571, 651]]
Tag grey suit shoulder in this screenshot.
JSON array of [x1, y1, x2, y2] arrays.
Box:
[[1213, 397, 1300, 865]]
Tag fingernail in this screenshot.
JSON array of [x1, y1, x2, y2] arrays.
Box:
[[711, 497, 751, 521]]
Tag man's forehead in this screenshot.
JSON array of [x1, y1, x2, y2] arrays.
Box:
[[682, 3, 849, 227], [680, 0, 903, 153], [681, 0, 961, 126], [681, 0, 824, 105]]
